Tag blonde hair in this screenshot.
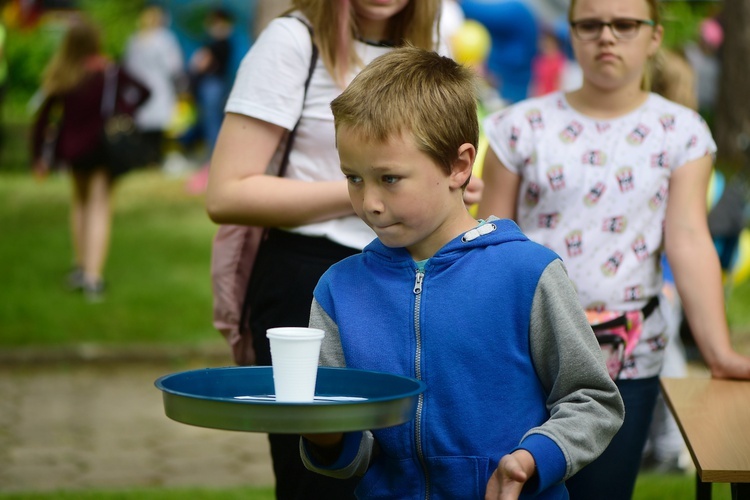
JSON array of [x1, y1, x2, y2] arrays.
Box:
[[569, 0, 662, 90], [138, 5, 165, 32], [289, 0, 441, 87], [41, 17, 102, 96], [331, 45, 478, 176]]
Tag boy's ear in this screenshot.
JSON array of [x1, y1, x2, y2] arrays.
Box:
[[450, 143, 476, 189]]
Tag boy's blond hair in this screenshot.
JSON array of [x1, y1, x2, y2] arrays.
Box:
[[331, 45, 478, 176]]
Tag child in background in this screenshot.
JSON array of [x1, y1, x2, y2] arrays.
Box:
[[300, 46, 624, 499], [31, 16, 149, 301], [477, 0, 750, 497]]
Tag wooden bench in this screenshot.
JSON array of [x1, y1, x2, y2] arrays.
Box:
[[660, 378, 750, 500]]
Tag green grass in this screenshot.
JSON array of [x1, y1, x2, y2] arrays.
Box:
[[0, 475, 735, 499], [0, 487, 274, 499], [3, 169, 749, 349], [0, 170, 220, 347]]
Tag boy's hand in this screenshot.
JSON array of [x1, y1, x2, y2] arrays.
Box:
[[301, 432, 344, 465], [485, 449, 536, 500]]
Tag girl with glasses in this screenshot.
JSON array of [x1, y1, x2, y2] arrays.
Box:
[[478, 0, 750, 498]]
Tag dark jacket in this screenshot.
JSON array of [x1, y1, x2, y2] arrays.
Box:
[[31, 65, 150, 166]]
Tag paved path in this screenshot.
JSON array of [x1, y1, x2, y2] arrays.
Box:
[[0, 352, 275, 493]]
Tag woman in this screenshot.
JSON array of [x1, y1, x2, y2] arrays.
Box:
[[205, 1, 483, 498]]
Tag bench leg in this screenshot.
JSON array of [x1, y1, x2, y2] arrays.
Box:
[[731, 482, 750, 500], [696, 473, 712, 500]]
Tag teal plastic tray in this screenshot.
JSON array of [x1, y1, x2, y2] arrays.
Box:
[[155, 366, 425, 434]]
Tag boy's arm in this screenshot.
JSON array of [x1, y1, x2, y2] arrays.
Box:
[[520, 260, 624, 491], [299, 298, 375, 478]]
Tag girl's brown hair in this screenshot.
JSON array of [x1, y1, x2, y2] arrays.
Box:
[[290, 0, 441, 87], [42, 16, 103, 96]]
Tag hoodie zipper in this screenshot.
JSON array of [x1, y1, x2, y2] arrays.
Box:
[[413, 268, 430, 499]]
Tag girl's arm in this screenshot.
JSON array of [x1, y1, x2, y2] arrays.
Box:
[[476, 148, 521, 221], [665, 155, 750, 379], [205, 112, 355, 227]]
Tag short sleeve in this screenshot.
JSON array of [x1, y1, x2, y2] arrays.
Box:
[[672, 109, 717, 171], [225, 16, 313, 130], [483, 104, 535, 175]]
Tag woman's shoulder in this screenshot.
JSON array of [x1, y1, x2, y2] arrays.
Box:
[[248, 12, 314, 64]]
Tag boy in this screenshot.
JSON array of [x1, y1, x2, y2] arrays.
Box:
[[300, 46, 624, 499]]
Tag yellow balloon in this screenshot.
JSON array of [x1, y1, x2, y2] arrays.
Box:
[[451, 20, 491, 67], [731, 229, 750, 286]]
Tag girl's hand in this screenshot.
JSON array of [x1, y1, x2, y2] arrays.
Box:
[[485, 450, 535, 500], [464, 175, 484, 207], [709, 350, 750, 380]]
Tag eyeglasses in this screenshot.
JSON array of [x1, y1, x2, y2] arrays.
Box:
[[569, 18, 655, 41]]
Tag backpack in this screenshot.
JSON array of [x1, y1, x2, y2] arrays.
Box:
[[211, 17, 318, 365]]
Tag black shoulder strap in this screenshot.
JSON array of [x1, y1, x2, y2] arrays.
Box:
[[276, 16, 319, 179]]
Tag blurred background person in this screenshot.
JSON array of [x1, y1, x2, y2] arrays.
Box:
[[124, 4, 184, 168], [30, 15, 149, 302], [0, 16, 7, 164], [684, 17, 722, 131], [529, 26, 566, 97], [460, 0, 539, 104], [185, 7, 234, 194]]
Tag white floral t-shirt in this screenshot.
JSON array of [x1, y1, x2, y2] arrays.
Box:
[[484, 92, 716, 379]]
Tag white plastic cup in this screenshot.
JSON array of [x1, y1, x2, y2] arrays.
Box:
[[266, 327, 325, 402]]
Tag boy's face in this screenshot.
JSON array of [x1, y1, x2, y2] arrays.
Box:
[[338, 126, 474, 261]]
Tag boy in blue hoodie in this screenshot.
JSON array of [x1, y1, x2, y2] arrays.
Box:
[[300, 46, 624, 499]]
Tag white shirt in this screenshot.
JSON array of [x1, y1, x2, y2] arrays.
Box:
[[484, 92, 716, 378], [225, 14, 393, 250]]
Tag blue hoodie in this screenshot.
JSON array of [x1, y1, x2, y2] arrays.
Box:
[[303, 219, 624, 499]]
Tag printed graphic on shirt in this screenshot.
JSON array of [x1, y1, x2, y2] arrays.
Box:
[[616, 167, 635, 192], [626, 124, 650, 145], [509, 126, 521, 152], [596, 122, 611, 133], [651, 152, 669, 169], [565, 230, 583, 257], [647, 334, 668, 352], [559, 121, 583, 143], [648, 184, 668, 211], [624, 285, 644, 302], [524, 182, 541, 207], [601, 251, 624, 276], [547, 166, 565, 191], [584, 182, 607, 206], [582, 150, 607, 166], [602, 216, 627, 233], [631, 235, 649, 261], [537, 212, 560, 229], [526, 109, 543, 130], [659, 114, 675, 131]]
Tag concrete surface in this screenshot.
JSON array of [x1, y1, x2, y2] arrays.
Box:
[[0, 345, 275, 493]]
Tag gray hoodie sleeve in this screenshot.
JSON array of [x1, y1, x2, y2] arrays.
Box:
[[299, 299, 374, 478], [524, 260, 625, 479]]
